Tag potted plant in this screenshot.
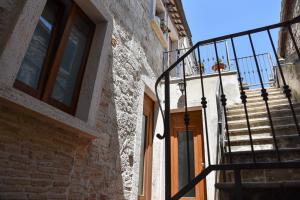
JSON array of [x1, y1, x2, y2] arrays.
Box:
[[160, 19, 169, 33], [211, 58, 226, 71]]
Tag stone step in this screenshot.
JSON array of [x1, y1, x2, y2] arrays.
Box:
[[227, 107, 300, 121], [244, 87, 281, 95], [245, 93, 286, 103], [227, 103, 300, 116], [228, 98, 291, 110], [228, 123, 299, 137], [228, 144, 274, 152], [245, 90, 283, 99], [216, 181, 300, 200], [224, 168, 300, 183], [228, 115, 300, 130], [226, 134, 300, 151], [223, 148, 300, 163]]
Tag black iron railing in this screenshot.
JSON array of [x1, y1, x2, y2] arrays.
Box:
[[164, 49, 275, 89], [155, 16, 300, 200]]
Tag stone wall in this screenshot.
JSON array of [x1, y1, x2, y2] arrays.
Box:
[[278, 0, 300, 102], [0, 0, 164, 200], [0, 0, 25, 55], [280, 0, 300, 61]]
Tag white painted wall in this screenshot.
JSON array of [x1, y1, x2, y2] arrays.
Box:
[[160, 71, 240, 200]]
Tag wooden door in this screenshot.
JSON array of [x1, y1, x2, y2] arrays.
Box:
[[138, 94, 154, 200], [171, 110, 206, 200]]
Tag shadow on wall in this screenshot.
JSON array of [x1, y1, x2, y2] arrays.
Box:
[[0, 59, 126, 200]]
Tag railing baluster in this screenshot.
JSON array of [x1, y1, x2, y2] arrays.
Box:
[[234, 169, 243, 200], [248, 33, 281, 161], [261, 54, 270, 87], [250, 57, 256, 88], [213, 41, 232, 163], [164, 72, 171, 200], [244, 57, 252, 86], [267, 29, 300, 136], [182, 58, 192, 182], [257, 55, 266, 86], [197, 46, 211, 165], [231, 37, 256, 163]]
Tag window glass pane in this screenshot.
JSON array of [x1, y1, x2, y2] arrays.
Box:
[[16, 1, 59, 89], [138, 114, 148, 195], [178, 131, 195, 197], [51, 14, 92, 106]]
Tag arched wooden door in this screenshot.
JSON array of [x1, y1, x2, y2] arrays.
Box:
[[171, 110, 207, 200]]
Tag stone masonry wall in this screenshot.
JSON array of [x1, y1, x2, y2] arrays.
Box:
[[0, 0, 164, 200], [0, 0, 25, 55], [281, 0, 300, 61]]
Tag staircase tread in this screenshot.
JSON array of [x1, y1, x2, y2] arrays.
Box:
[[246, 94, 285, 100], [229, 123, 300, 133], [246, 91, 283, 98], [227, 107, 300, 119], [226, 134, 300, 143], [228, 115, 300, 125], [224, 147, 300, 155], [245, 88, 281, 93], [227, 103, 299, 113], [216, 180, 300, 189], [228, 99, 292, 109]]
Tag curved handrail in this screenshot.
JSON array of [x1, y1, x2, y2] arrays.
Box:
[[154, 15, 300, 140]]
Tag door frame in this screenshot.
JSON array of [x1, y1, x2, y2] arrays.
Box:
[[170, 110, 207, 200], [138, 94, 154, 200]]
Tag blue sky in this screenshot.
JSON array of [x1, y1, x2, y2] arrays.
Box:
[[182, 0, 282, 43], [181, 1, 282, 87]]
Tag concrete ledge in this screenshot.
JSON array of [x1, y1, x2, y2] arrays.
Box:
[[0, 85, 99, 139]]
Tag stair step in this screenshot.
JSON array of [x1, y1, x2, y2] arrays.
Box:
[[229, 144, 274, 152], [227, 102, 299, 116], [228, 115, 300, 129], [224, 168, 300, 183], [224, 147, 300, 163], [216, 181, 300, 200], [229, 123, 300, 136], [245, 87, 281, 95], [245, 90, 283, 99], [216, 180, 300, 189], [227, 134, 300, 148], [245, 94, 286, 103], [228, 98, 291, 110], [227, 107, 300, 121]]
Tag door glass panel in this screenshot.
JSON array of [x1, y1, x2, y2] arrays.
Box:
[[16, 1, 59, 89], [138, 114, 148, 196], [178, 131, 195, 197], [51, 14, 92, 106]]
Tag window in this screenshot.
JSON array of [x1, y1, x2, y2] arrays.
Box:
[[14, 0, 95, 115]]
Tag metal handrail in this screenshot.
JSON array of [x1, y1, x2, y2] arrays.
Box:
[[155, 15, 300, 200]]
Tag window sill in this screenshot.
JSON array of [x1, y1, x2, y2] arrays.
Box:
[[150, 19, 168, 49], [0, 85, 99, 139]]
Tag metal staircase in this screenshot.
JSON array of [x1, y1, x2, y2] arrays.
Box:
[[155, 16, 300, 200]]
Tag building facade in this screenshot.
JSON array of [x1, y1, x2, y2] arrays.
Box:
[[0, 0, 192, 200]]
